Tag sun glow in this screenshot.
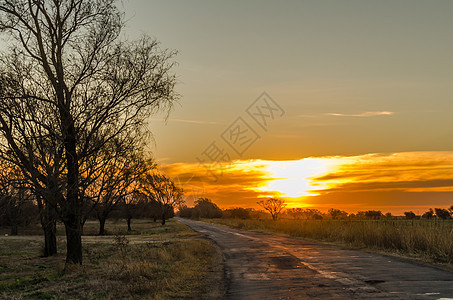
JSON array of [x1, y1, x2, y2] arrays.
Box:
[[237, 158, 341, 198], [163, 151, 453, 212]]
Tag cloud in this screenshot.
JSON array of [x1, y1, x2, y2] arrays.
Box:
[[149, 118, 219, 125], [313, 151, 453, 194], [159, 151, 453, 213], [160, 161, 270, 207], [326, 111, 394, 117], [171, 119, 219, 125]]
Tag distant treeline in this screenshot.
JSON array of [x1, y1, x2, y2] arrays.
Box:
[[0, 194, 176, 236], [178, 198, 453, 221]]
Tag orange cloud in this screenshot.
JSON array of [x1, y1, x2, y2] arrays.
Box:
[[160, 152, 453, 214]]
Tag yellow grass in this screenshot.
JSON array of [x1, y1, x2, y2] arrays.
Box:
[[206, 218, 453, 264], [0, 219, 222, 299]]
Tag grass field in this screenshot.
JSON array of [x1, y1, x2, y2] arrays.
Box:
[[205, 218, 453, 265], [0, 219, 223, 299]]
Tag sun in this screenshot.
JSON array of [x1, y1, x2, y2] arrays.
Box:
[[238, 158, 338, 200]]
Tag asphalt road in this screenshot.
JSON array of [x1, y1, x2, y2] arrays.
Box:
[[177, 218, 453, 300]]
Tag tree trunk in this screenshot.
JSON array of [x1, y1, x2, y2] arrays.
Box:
[[10, 224, 18, 236], [161, 214, 166, 225], [42, 219, 57, 257], [64, 214, 82, 265], [98, 216, 106, 235], [59, 93, 82, 265], [127, 217, 132, 231], [80, 215, 87, 235]]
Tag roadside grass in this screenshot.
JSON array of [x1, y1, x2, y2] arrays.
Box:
[[0, 219, 221, 299], [204, 218, 453, 265]]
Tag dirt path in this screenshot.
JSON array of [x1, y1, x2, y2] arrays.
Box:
[[177, 218, 453, 299]]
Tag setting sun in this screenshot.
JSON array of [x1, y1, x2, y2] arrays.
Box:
[[162, 152, 453, 214], [244, 158, 335, 198]]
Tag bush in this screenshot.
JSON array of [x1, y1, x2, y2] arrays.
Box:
[[178, 198, 222, 219], [222, 208, 251, 219], [192, 198, 222, 219]]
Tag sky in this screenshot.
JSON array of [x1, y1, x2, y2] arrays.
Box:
[[122, 1, 453, 214]]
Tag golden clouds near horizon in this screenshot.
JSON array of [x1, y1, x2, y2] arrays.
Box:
[[162, 151, 453, 210]]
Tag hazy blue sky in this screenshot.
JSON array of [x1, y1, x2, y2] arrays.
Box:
[[124, 0, 453, 163]]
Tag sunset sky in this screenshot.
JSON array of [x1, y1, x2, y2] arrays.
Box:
[[123, 1, 453, 214]]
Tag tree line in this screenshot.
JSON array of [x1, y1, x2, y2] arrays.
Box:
[[179, 197, 453, 221], [0, 159, 184, 234], [0, 0, 179, 264]]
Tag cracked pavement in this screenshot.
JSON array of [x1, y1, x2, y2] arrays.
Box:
[[177, 218, 453, 299]]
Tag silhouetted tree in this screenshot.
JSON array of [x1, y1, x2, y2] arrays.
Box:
[[404, 211, 417, 220], [0, 0, 177, 264], [0, 166, 36, 235], [138, 173, 183, 225], [356, 211, 366, 219], [305, 209, 323, 220], [121, 193, 142, 232], [178, 205, 194, 218], [286, 208, 305, 219], [364, 210, 383, 220], [434, 208, 451, 220], [89, 143, 151, 235], [193, 198, 222, 219], [257, 198, 286, 221], [222, 208, 251, 219], [422, 208, 434, 219], [328, 208, 348, 219]]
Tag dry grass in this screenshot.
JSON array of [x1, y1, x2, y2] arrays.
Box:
[[206, 218, 453, 264], [0, 219, 222, 299]]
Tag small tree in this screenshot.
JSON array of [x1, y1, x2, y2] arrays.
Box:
[[222, 208, 251, 219], [139, 173, 183, 225], [364, 210, 383, 220], [192, 198, 222, 219], [0, 162, 39, 235], [404, 211, 417, 220], [257, 198, 286, 221], [286, 208, 305, 219], [434, 208, 451, 220], [305, 208, 323, 220], [328, 208, 348, 219], [422, 208, 434, 219]]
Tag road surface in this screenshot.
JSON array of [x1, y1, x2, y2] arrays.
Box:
[[177, 218, 453, 299]]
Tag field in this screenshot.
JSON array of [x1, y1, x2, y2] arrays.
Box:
[[0, 219, 223, 299], [206, 218, 453, 265]]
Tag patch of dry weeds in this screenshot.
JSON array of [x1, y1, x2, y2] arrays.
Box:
[[0, 219, 222, 299]]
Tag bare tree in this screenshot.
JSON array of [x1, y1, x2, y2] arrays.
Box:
[[86, 140, 152, 235], [0, 0, 177, 264], [121, 192, 143, 232], [286, 208, 305, 219], [422, 208, 434, 219], [328, 208, 348, 219], [434, 208, 451, 220], [404, 211, 417, 220], [0, 163, 36, 235], [138, 173, 183, 225], [257, 198, 286, 221]]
